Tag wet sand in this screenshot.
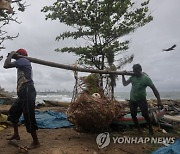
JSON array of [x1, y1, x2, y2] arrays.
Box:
[[0, 102, 180, 154]]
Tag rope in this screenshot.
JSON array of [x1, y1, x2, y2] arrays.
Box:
[[71, 63, 78, 102]]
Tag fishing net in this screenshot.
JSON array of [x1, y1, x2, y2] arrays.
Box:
[[67, 73, 121, 131]]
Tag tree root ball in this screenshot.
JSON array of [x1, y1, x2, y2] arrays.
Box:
[[67, 93, 121, 132]]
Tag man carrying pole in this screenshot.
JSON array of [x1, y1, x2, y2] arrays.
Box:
[[122, 64, 163, 135], [4, 49, 40, 149]]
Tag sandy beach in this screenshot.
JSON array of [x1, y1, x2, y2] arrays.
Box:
[[0, 101, 180, 154]]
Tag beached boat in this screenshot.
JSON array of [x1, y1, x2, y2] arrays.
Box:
[[43, 100, 70, 107], [113, 108, 166, 125]]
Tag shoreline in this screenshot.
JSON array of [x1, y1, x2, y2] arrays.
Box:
[[5, 90, 180, 101]]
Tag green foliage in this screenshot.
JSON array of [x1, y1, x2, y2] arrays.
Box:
[[42, 0, 153, 96], [42, 0, 153, 71], [85, 73, 99, 94]]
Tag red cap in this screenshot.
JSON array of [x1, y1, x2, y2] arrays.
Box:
[[16, 48, 28, 56]]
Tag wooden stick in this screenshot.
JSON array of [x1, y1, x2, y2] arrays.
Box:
[[15, 55, 134, 75]]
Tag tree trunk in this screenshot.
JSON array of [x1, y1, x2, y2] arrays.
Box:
[[15, 55, 134, 75]]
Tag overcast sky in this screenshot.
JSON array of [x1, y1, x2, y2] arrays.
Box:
[[0, 0, 180, 92]]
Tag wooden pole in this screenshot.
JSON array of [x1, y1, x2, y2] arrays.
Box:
[[15, 55, 134, 75]]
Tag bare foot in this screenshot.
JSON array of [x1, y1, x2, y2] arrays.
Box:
[[7, 135, 20, 140], [28, 142, 40, 150]]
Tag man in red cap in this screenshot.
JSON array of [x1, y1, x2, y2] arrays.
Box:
[[4, 49, 40, 149], [16, 48, 28, 56]]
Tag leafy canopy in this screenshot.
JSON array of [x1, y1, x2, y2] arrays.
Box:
[[42, 0, 153, 70]]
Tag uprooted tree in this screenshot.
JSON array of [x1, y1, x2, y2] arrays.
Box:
[[42, 0, 153, 99], [0, 0, 27, 50]]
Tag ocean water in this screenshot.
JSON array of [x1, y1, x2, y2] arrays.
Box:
[[36, 91, 180, 104], [115, 91, 180, 101], [36, 93, 72, 104]]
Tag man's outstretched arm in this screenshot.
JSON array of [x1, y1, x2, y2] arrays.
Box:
[[149, 84, 163, 108], [3, 51, 16, 69], [122, 75, 131, 86]]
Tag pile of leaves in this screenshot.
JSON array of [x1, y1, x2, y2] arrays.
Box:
[[67, 93, 121, 132]]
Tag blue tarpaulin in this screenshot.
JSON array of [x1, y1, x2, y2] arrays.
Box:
[[0, 99, 5, 104], [152, 139, 180, 154], [20, 110, 73, 129]]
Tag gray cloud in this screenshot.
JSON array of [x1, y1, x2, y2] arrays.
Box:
[[0, 0, 180, 93]]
